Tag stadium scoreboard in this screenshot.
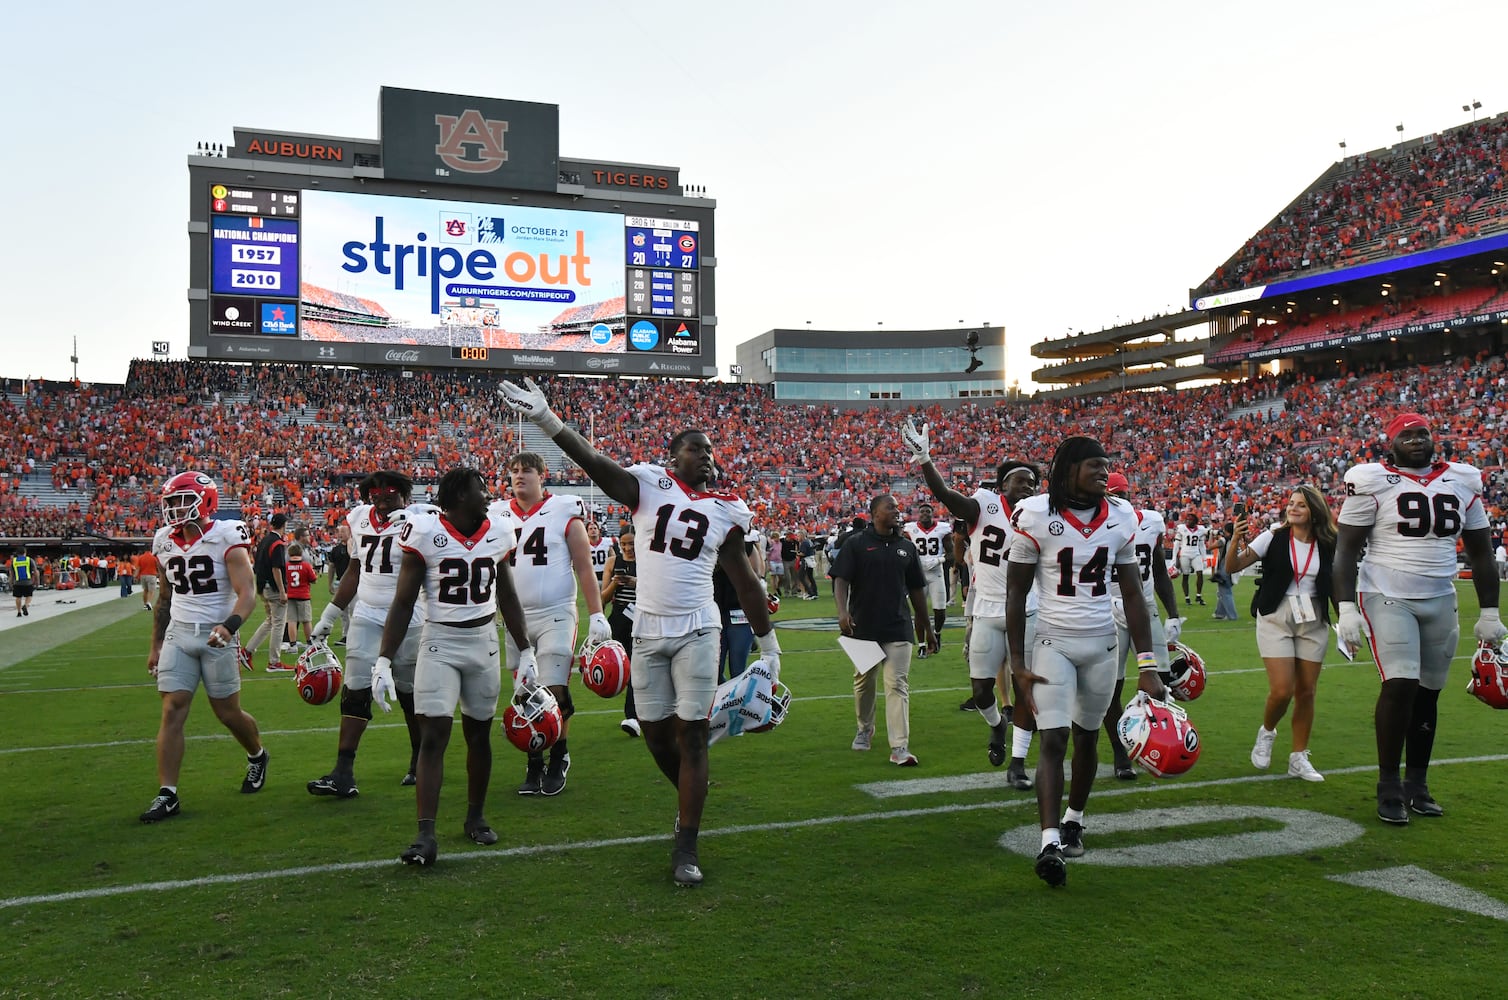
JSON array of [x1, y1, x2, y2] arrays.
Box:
[[188, 87, 715, 378]]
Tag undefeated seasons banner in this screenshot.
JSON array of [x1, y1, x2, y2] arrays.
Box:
[[380, 87, 559, 193]]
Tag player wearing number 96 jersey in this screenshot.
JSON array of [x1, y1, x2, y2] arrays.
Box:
[[381, 467, 533, 867], [1335, 412, 1501, 826]]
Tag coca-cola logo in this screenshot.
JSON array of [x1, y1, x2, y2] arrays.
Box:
[[385, 349, 422, 362]]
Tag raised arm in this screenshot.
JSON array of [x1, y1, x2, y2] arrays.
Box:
[[499, 378, 639, 508], [901, 418, 980, 523]]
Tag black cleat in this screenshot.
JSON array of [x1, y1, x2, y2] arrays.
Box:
[[400, 770, 417, 787], [959, 698, 978, 712], [987, 721, 1008, 767], [1196, 596, 1206, 606], [1060, 820, 1085, 858], [464, 819, 499, 845], [307, 773, 359, 799], [400, 835, 438, 867], [139, 789, 180, 823], [241, 749, 269, 793], [518, 753, 545, 796], [1114, 754, 1138, 780], [672, 847, 704, 887], [1005, 763, 1034, 790], [1406, 784, 1444, 817], [542, 752, 571, 796], [1035, 843, 1067, 887], [1377, 781, 1409, 825]]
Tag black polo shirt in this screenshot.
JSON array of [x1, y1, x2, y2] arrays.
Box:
[[830, 525, 926, 643]]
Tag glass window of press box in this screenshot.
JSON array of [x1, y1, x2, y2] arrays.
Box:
[[774, 379, 1009, 401], [762, 345, 1005, 375]]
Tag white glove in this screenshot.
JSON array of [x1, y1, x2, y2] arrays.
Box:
[[312, 603, 342, 640], [499, 377, 564, 435], [1475, 608, 1507, 645], [757, 630, 782, 680], [515, 647, 539, 687], [1164, 617, 1182, 644], [587, 612, 611, 644], [900, 418, 931, 465], [919, 554, 942, 572], [372, 656, 397, 713], [1338, 602, 1369, 648]]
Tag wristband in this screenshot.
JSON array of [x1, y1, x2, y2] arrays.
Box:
[[537, 410, 565, 436], [221, 614, 244, 634], [1136, 651, 1159, 672]]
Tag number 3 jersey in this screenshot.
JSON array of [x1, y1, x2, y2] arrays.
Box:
[[399, 511, 518, 625], [630, 464, 753, 637], [1339, 460, 1487, 598], [967, 487, 1038, 617], [1008, 493, 1139, 635], [346, 504, 434, 626], [498, 493, 586, 614], [151, 519, 251, 624]]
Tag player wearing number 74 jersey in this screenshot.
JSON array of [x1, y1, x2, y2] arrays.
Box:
[[1334, 412, 1503, 826], [499, 376, 777, 888]]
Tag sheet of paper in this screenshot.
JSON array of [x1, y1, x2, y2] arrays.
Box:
[[1333, 624, 1355, 662], [839, 636, 886, 675]]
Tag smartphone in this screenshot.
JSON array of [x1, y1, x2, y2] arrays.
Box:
[[1233, 501, 1246, 517]]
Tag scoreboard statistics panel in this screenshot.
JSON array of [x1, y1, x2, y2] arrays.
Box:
[[197, 180, 711, 375]]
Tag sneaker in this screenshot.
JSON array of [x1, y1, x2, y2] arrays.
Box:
[[265, 662, 295, 673], [851, 726, 873, 751], [620, 718, 641, 737], [307, 773, 359, 798], [959, 698, 978, 712], [517, 754, 545, 796], [1060, 820, 1085, 858], [1405, 783, 1444, 817], [1250, 726, 1277, 769], [987, 721, 1008, 767], [22, 607, 28, 616], [1196, 596, 1206, 605], [464, 819, 499, 845], [241, 749, 269, 793], [889, 746, 918, 767], [139, 789, 180, 823], [672, 847, 704, 887], [237, 647, 253, 673], [917, 645, 929, 659], [400, 770, 417, 787], [1377, 781, 1409, 825], [1034, 843, 1067, 887], [1185, 597, 1192, 606], [542, 753, 571, 796], [1287, 750, 1324, 782], [1005, 763, 1034, 790], [400, 834, 438, 866]]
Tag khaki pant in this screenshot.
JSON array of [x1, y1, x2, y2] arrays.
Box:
[[247, 586, 289, 661], [854, 640, 914, 749]]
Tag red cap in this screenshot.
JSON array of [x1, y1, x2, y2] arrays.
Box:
[[1385, 412, 1430, 439], [1106, 472, 1131, 494]]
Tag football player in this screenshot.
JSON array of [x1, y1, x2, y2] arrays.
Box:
[[381, 467, 534, 867], [1102, 472, 1183, 780], [500, 377, 776, 888], [141, 472, 267, 823], [901, 418, 1039, 786], [1335, 412, 1504, 824], [586, 519, 615, 588], [903, 502, 954, 656], [306, 471, 428, 799], [1006, 437, 1166, 886], [498, 452, 611, 797], [1174, 511, 1209, 606]]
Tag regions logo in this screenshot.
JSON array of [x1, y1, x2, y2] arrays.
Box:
[[434, 110, 509, 174]]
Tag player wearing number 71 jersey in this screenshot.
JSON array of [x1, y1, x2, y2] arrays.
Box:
[[1334, 412, 1503, 826], [499, 376, 776, 889]]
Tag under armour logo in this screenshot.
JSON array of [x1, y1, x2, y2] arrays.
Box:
[[434, 109, 510, 173]]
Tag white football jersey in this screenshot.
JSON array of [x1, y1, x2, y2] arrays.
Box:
[[589, 537, 615, 578], [630, 464, 753, 628], [1175, 522, 1209, 557], [1009, 494, 1139, 635], [968, 488, 1038, 615], [1116, 508, 1168, 605], [153, 518, 251, 623], [346, 504, 428, 625], [398, 511, 518, 625], [905, 521, 953, 576], [1339, 460, 1487, 598], [499, 493, 585, 614]]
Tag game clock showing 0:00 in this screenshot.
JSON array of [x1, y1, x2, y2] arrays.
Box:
[[450, 346, 490, 361]]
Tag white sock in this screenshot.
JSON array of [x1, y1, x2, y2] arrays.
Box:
[[162, 785, 177, 795], [981, 703, 1002, 726], [1042, 827, 1060, 850], [1063, 807, 1085, 826], [1012, 727, 1034, 758]]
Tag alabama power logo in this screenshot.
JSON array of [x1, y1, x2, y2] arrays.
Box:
[[434, 110, 509, 173]]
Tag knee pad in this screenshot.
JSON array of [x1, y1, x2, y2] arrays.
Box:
[[341, 687, 374, 721], [552, 684, 575, 721]]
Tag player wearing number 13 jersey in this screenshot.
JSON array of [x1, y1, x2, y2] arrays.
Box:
[[1335, 412, 1501, 826]]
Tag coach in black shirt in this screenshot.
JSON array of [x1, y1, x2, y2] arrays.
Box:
[[831, 494, 935, 767]]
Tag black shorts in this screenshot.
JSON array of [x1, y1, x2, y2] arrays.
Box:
[[14, 583, 34, 598]]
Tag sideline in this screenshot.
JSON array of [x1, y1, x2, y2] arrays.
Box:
[[0, 586, 146, 669]]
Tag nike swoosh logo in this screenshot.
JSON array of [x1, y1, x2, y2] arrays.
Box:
[[486, 537, 497, 542]]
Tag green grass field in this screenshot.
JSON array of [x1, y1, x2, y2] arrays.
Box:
[[2, 580, 1506, 999]]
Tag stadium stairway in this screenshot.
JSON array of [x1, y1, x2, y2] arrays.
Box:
[[14, 464, 84, 511], [517, 421, 573, 475], [1226, 396, 1286, 422]]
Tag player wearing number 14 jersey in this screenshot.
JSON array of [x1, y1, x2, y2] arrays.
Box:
[[1335, 413, 1502, 825]]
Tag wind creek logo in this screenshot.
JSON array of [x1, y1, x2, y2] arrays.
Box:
[[385, 349, 422, 362], [586, 356, 622, 370], [434, 110, 510, 173]]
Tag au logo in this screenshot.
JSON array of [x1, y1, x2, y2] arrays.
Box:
[[434, 109, 510, 173]]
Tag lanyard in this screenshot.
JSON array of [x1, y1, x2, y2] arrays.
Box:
[[1289, 533, 1316, 586]]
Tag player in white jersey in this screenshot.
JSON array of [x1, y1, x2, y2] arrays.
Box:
[[1102, 472, 1182, 780], [1005, 437, 1166, 887], [499, 452, 611, 797], [141, 472, 267, 823], [904, 503, 955, 655], [1335, 412, 1503, 825], [587, 519, 615, 587], [381, 467, 533, 867], [901, 418, 1040, 786], [501, 376, 776, 888], [1174, 512, 1209, 606], [305, 471, 430, 799]]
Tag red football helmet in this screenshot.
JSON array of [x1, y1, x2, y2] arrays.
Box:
[[502, 680, 564, 753], [161, 471, 219, 527], [1166, 641, 1207, 701], [1117, 693, 1201, 777], [1467, 642, 1508, 709], [578, 638, 630, 697], [294, 641, 343, 706], [766, 591, 781, 616]]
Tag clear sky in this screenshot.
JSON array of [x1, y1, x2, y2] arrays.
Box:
[[4, 1, 1506, 389]]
